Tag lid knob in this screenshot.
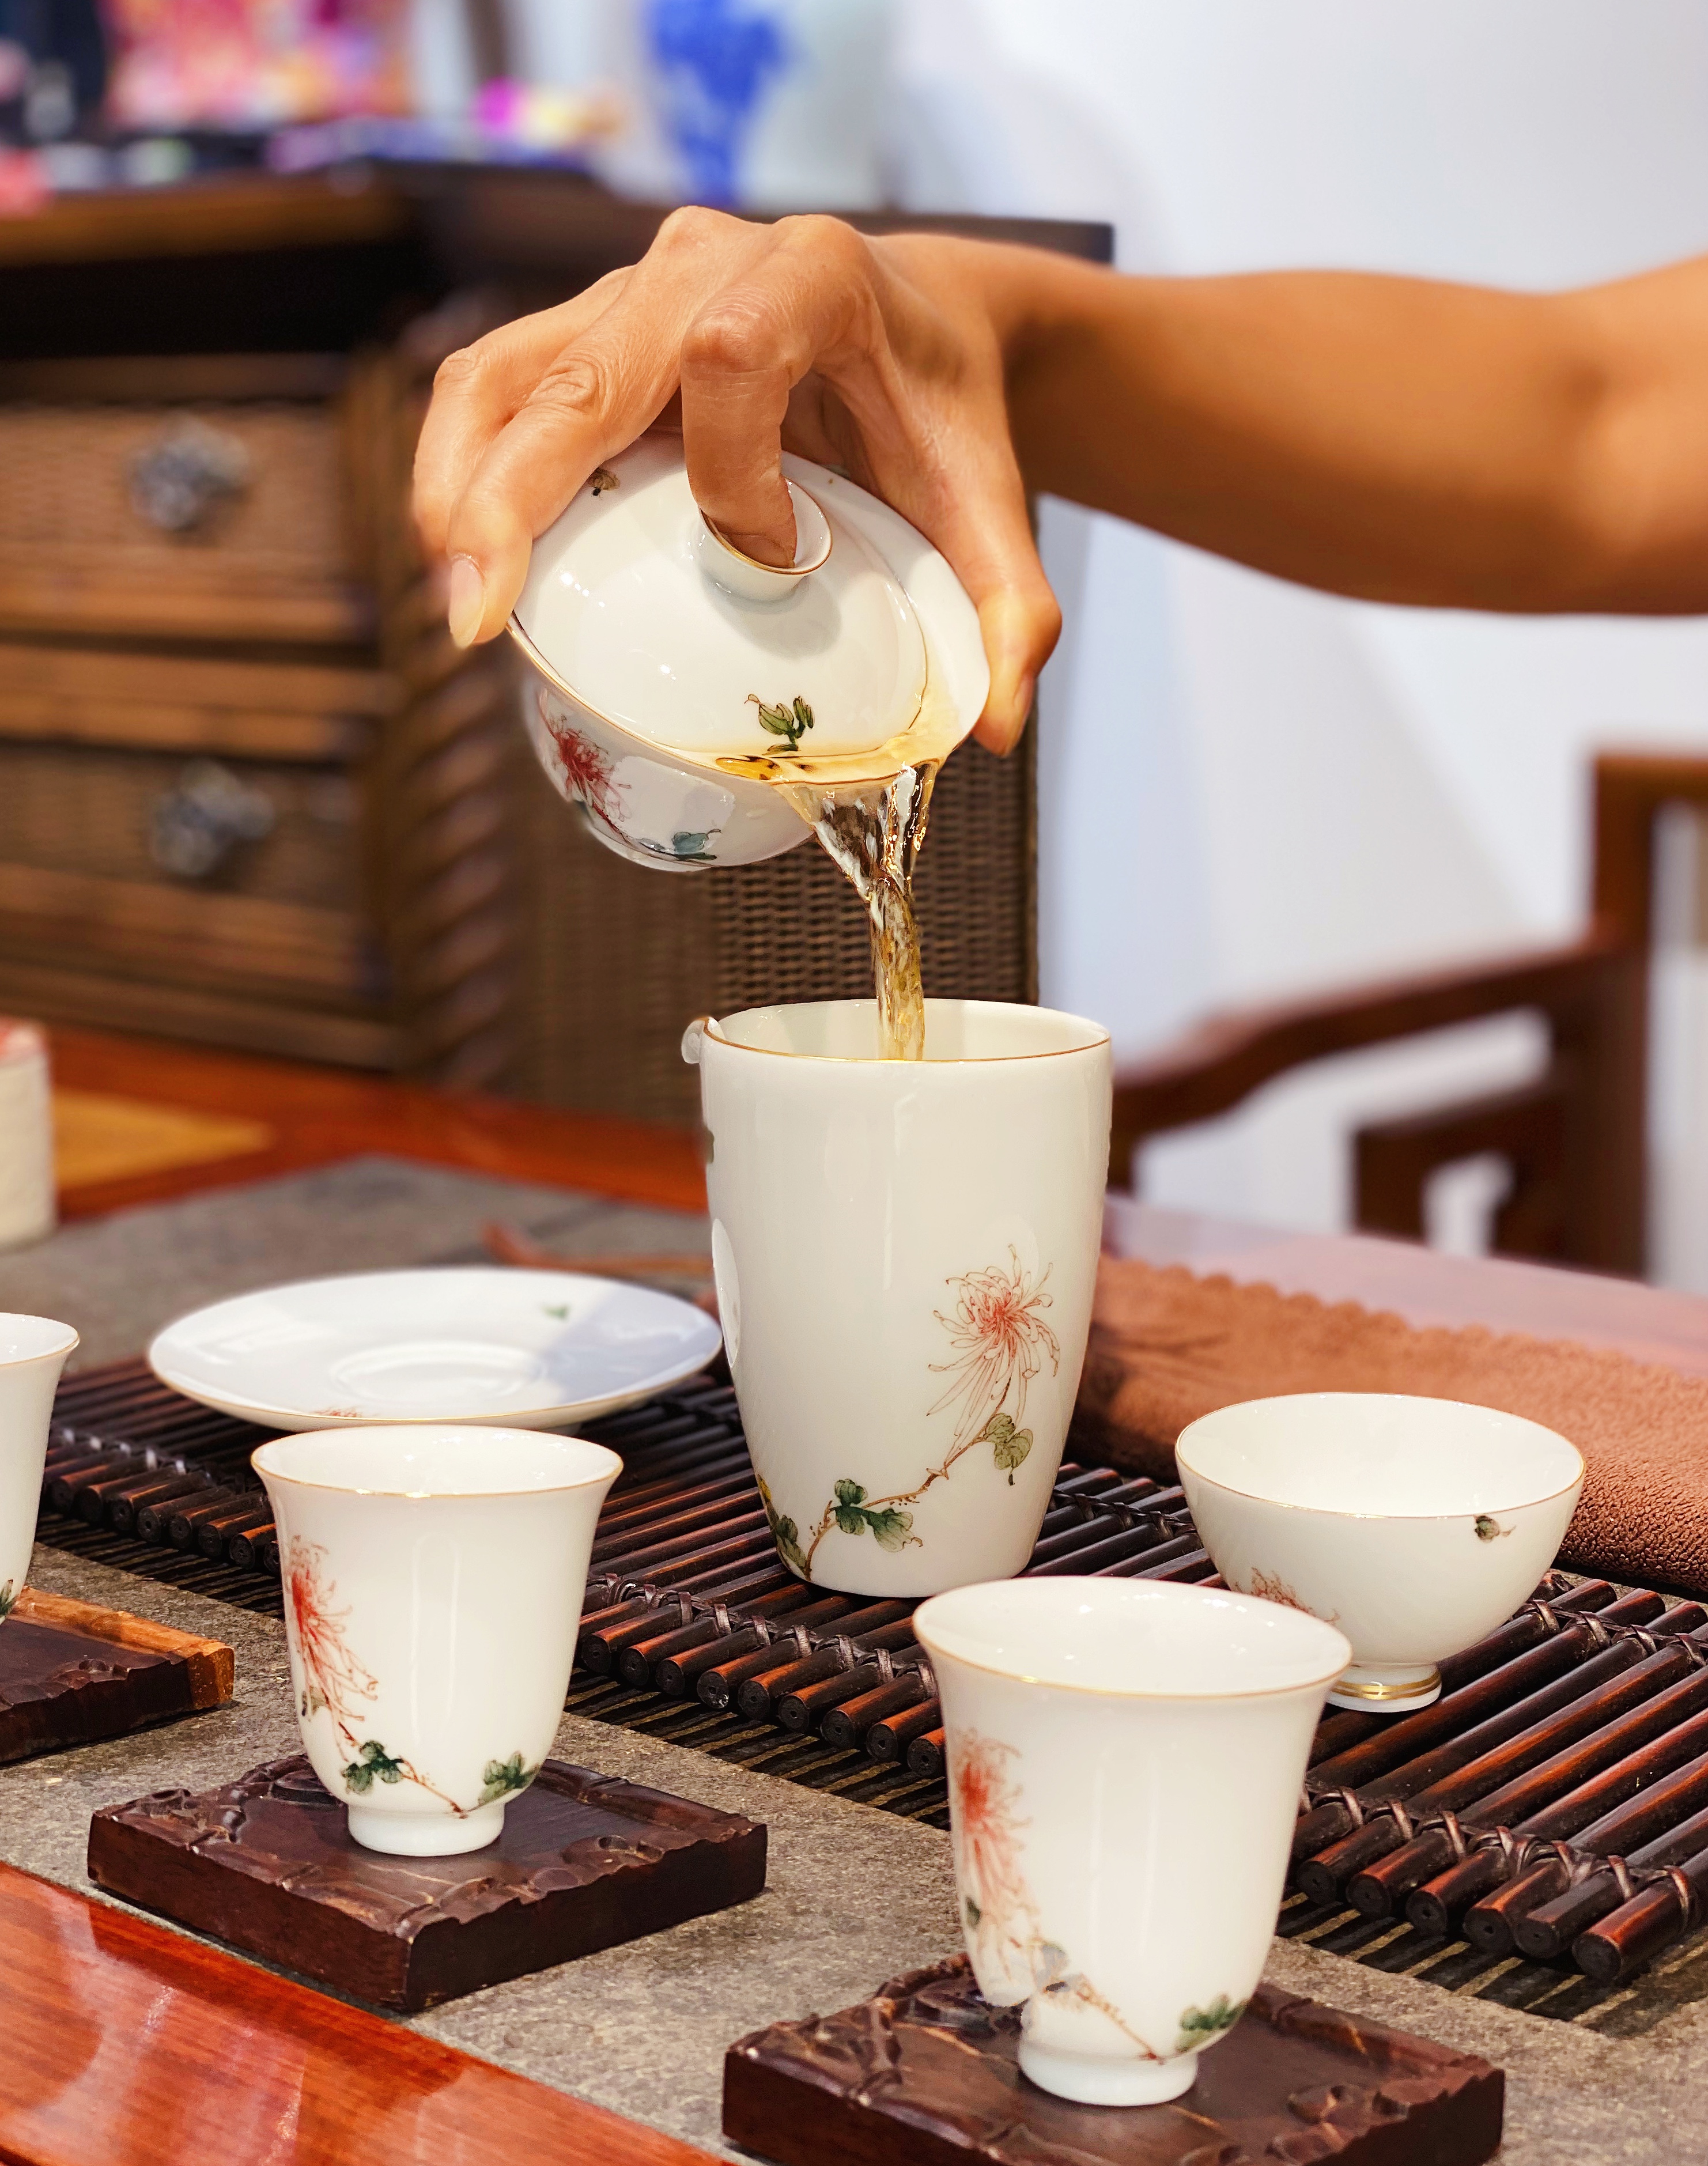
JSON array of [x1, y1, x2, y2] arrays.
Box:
[[696, 480, 833, 603]]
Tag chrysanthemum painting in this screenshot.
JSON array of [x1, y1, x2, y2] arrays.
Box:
[[782, 1245, 1065, 1575], [284, 1537, 376, 1749], [952, 1730, 1036, 1972], [543, 708, 626, 831], [282, 1538, 535, 1817], [929, 1248, 1061, 1447]]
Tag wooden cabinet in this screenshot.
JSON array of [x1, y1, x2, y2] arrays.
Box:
[[0, 350, 421, 1072]]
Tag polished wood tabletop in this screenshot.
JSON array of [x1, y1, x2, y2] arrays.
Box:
[[0, 1862, 717, 2165], [47, 1026, 706, 1220]]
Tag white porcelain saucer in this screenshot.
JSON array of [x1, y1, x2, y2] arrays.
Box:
[[147, 1268, 722, 1432]]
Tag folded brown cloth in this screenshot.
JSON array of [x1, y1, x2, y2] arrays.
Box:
[[1075, 1256, 1708, 1597]]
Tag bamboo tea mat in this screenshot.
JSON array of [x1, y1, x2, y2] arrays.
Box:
[[37, 1352, 1708, 2019]]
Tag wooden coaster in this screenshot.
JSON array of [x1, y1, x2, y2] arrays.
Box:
[[0, 1587, 232, 1764], [724, 1957, 1503, 2166], [89, 1753, 768, 2012]]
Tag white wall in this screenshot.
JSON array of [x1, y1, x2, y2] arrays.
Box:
[[886, 0, 1708, 1271]]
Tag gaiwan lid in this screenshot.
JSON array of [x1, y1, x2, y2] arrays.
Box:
[[511, 434, 956, 769]]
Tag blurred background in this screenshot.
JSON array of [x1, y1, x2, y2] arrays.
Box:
[[4, 0, 1706, 1289]]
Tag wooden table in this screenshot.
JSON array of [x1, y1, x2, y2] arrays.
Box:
[[47, 1025, 707, 1221], [13, 1027, 1708, 2164]]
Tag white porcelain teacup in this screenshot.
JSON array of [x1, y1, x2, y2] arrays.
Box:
[[1177, 1393, 1585, 1713], [691, 997, 1112, 1598], [254, 1424, 621, 1855], [915, 1577, 1348, 2105], [0, 1314, 78, 1620]]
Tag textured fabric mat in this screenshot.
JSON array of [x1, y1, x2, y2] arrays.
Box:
[[0, 1154, 709, 1369], [1076, 1256, 1708, 1597]]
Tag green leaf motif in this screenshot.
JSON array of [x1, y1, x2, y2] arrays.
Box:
[[1031, 1941, 1073, 1994], [670, 830, 716, 861], [1475, 1514, 1511, 1542], [301, 1684, 328, 1719], [747, 693, 816, 752], [0, 1579, 15, 1619], [1175, 1995, 1247, 2054], [757, 1474, 809, 1577], [542, 1303, 569, 1320], [963, 1895, 981, 1931], [981, 1412, 1034, 1485], [342, 1740, 406, 1795], [832, 1477, 869, 1536], [827, 1480, 916, 1552], [865, 1506, 915, 1553], [478, 1752, 535, 1805]]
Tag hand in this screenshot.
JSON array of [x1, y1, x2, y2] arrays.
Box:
[[412, 209, 1062, 753]]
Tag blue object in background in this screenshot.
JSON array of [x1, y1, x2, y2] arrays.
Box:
[[645, 0, 789, 207]]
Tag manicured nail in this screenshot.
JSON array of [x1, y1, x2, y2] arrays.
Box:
[[447, 555, 485, 648]]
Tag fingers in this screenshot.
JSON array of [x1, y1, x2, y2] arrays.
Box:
[[904, 419, 1061, 755], [412, 274, 630, 561], [946, 445, 1060, 751], [428, 210, 787, 644], [973, 581, 1060, 753], [679, 217, 878, 566]]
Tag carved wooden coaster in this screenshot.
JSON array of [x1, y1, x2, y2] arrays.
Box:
[[724, 1957, 1503, 2166], [0, 1587, 232, 1764], [89, 1753, 768, 2012]]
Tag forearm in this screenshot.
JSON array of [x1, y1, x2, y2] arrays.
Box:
[[976, 244, 1708, 614]]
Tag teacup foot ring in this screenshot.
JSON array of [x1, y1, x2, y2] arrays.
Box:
[[347, 1798, 507, 1856], [1017, 2039, 1199, 2106], [1328, 1664, 1442, 1714]]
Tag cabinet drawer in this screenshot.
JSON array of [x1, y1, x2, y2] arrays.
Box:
[[0, 642, 391, 761], [0, 739, 365, 912], [0, 863, 376, 1005], [0, 396, 368, 643]]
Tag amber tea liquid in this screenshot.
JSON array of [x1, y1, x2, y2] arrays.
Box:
[[717, 683, 959, 1061]]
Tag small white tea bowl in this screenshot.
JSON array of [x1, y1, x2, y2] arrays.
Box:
[[1177, 1393, 1585, 1714], [254, 1424, 620, 1855], [915, 1577, 1348, 2106], [0, 1314, 78, 1620]]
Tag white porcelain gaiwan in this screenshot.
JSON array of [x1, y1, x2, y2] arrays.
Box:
[[508, 434, 989, 870], [1177, 1393, 1585, 1713]]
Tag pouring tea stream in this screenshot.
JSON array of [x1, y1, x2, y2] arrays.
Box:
[[507, 434, 988, 1060]]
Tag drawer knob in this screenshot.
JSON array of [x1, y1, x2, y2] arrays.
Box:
[[151, 761, 276, 882], [129, 419, 252, 536]]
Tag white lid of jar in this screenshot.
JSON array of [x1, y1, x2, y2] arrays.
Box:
[[511, 434, 930, 761]]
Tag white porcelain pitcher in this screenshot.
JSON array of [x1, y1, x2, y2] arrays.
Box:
[[507, 434, 989, 870]]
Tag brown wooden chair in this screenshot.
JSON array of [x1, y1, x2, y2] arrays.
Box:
[[1108, 752, 1708, 1279]]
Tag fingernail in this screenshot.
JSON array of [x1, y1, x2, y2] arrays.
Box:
[[447, 555, 485, 648]]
